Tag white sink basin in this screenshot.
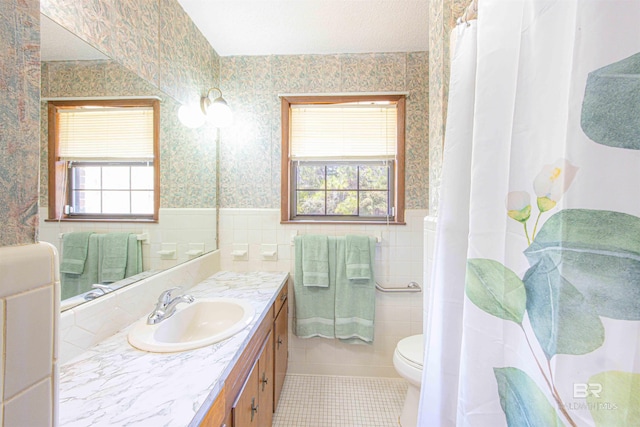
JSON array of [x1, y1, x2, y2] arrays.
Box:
[[128, 297, 256, 353]]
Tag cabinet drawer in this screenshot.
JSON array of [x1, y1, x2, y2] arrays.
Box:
[[274, 281, 289, 318]]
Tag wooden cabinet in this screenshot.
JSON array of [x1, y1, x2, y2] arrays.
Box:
[[233, 361, 260, 426], [258, 332, 274, 427], [273, 295, 288, 411], [200, 280, 289, 427]]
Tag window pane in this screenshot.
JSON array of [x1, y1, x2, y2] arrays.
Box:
[[73, 166, 101, 190], [131, 191, 154, 214], [327, 191, 357, 215], [297, 164, 325, 189], [72, 190, 101, 213], [102, 191, 131, 214], [131, 166, 154, 190], [102, 166, 130, 190], [360, 191, 388, 216], [359, 164, 388, 190], [296, 191, 325, 215], [326, 165, 357, 190]]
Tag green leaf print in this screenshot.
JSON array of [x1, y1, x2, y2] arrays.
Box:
[[466, 258, 527, 324], [523, 256, 605, 358], [524, 209, 640, 320], [494, 367, 565, 427], [587, 371, 640, 427]]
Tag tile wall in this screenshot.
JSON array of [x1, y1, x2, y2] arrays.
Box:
[[219, 208, 427, 377], [38, 207, 217, 273], [0, 243, 59, 425], [58, 250, 220, 364]]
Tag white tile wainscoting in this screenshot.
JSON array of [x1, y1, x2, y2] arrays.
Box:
[[0, 243, 59, 426], [38, 208, 217, 273], [58, 250, 220, 364], [219, 208, 428, 378]]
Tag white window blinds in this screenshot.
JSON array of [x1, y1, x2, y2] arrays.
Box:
[[290, 103, 397, 160], [57, 106, 154, 160]]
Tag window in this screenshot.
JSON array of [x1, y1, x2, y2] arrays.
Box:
[[281, 95, 405, 223], [48, 99, 160, 221]]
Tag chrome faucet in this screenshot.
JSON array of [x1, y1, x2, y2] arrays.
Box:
[[147, 287, 195, 325], [84, 284, 114, 301]]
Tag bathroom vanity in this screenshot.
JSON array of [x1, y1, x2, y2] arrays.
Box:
[[58, 271, 289, 427]]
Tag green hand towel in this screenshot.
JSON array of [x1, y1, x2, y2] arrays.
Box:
[[61, 234, 101, 300], [124, 234, 143, 278], [293, 235, 336, 338], [60, 232, 94, 274], [345, 235, 374, 282], [335, 236, 376, 344], [302, 234, 330, 287], [100, 233, 130, 283]]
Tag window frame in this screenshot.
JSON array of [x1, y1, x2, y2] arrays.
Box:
[[280, 94, 405, 224], [47, 99, 160, 223]]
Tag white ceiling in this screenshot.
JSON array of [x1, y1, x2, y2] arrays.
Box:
[[177, 0, 429, 56]]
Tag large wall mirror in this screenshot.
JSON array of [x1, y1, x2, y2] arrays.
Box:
[[39, 14, 219, 311]]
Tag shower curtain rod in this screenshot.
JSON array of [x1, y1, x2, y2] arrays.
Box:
[[457, 0, 478, 25]]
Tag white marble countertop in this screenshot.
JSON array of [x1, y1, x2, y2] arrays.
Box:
[[59, 271, 289, 427]]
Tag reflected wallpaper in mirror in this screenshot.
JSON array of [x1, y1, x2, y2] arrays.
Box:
[[39, 17, 218, 311]]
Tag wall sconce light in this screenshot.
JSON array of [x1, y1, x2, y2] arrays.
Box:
[[178, 87, 233, 129]]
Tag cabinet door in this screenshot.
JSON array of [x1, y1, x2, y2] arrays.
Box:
[[258, 332, 274, 427], [273, 298, 288, 410], [233, 363, 260, 427]]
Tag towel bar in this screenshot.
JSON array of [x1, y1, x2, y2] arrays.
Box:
[[375, 281, 422, 293], [290, 232, 382, 245]]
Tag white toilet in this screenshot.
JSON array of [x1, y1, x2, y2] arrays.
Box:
[[393, 334, 424, 427]]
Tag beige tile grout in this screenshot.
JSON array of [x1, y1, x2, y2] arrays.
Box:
[[273, 374, 407, 427]]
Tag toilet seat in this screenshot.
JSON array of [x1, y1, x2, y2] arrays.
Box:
[[393, 334, 424, 387], [396, 335, 424, 369]]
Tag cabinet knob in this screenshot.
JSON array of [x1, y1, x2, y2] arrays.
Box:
[[277, 336, 283, 348], [261, 372, 269, 391]]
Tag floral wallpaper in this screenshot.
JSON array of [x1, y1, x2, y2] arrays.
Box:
[[0, 0, 40, 246], [40, 0, 220, 107], [40, 60, 217, 209], [219, 52, 429, 210], [428, 0, 469, 216], [1, 0, 219, 246]]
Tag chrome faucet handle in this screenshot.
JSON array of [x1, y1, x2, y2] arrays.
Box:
[[92, 284, 114, 292], [157, 287, 181, 305]]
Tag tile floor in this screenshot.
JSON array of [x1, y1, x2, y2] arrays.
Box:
[[273, 374, 408, 427]]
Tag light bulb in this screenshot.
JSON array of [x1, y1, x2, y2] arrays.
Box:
[[178, 104, 206, 128], [207, 99, 233, 128]]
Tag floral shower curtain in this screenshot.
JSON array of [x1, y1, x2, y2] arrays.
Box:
[[420, 1, 640, 426]]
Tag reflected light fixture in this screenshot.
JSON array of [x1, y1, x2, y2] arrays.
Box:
[[178, 87, 233, 129]]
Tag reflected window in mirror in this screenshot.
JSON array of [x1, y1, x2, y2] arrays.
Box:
[[47, 99, 160, 222]]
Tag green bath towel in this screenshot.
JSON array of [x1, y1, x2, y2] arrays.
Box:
[[60, 232, 94, 274], [100, 233, 130, 283], [345, 235, 374, 282], [293, 235, 336, 338], [61, 234, 102, 300], [124, 234, 143, 278], [335, 236, 376, 344], [301, 234, 330, 287]]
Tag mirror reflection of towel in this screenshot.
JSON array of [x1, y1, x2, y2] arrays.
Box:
[[100, 233, 130, 283], [60, 232, 93, 274]]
